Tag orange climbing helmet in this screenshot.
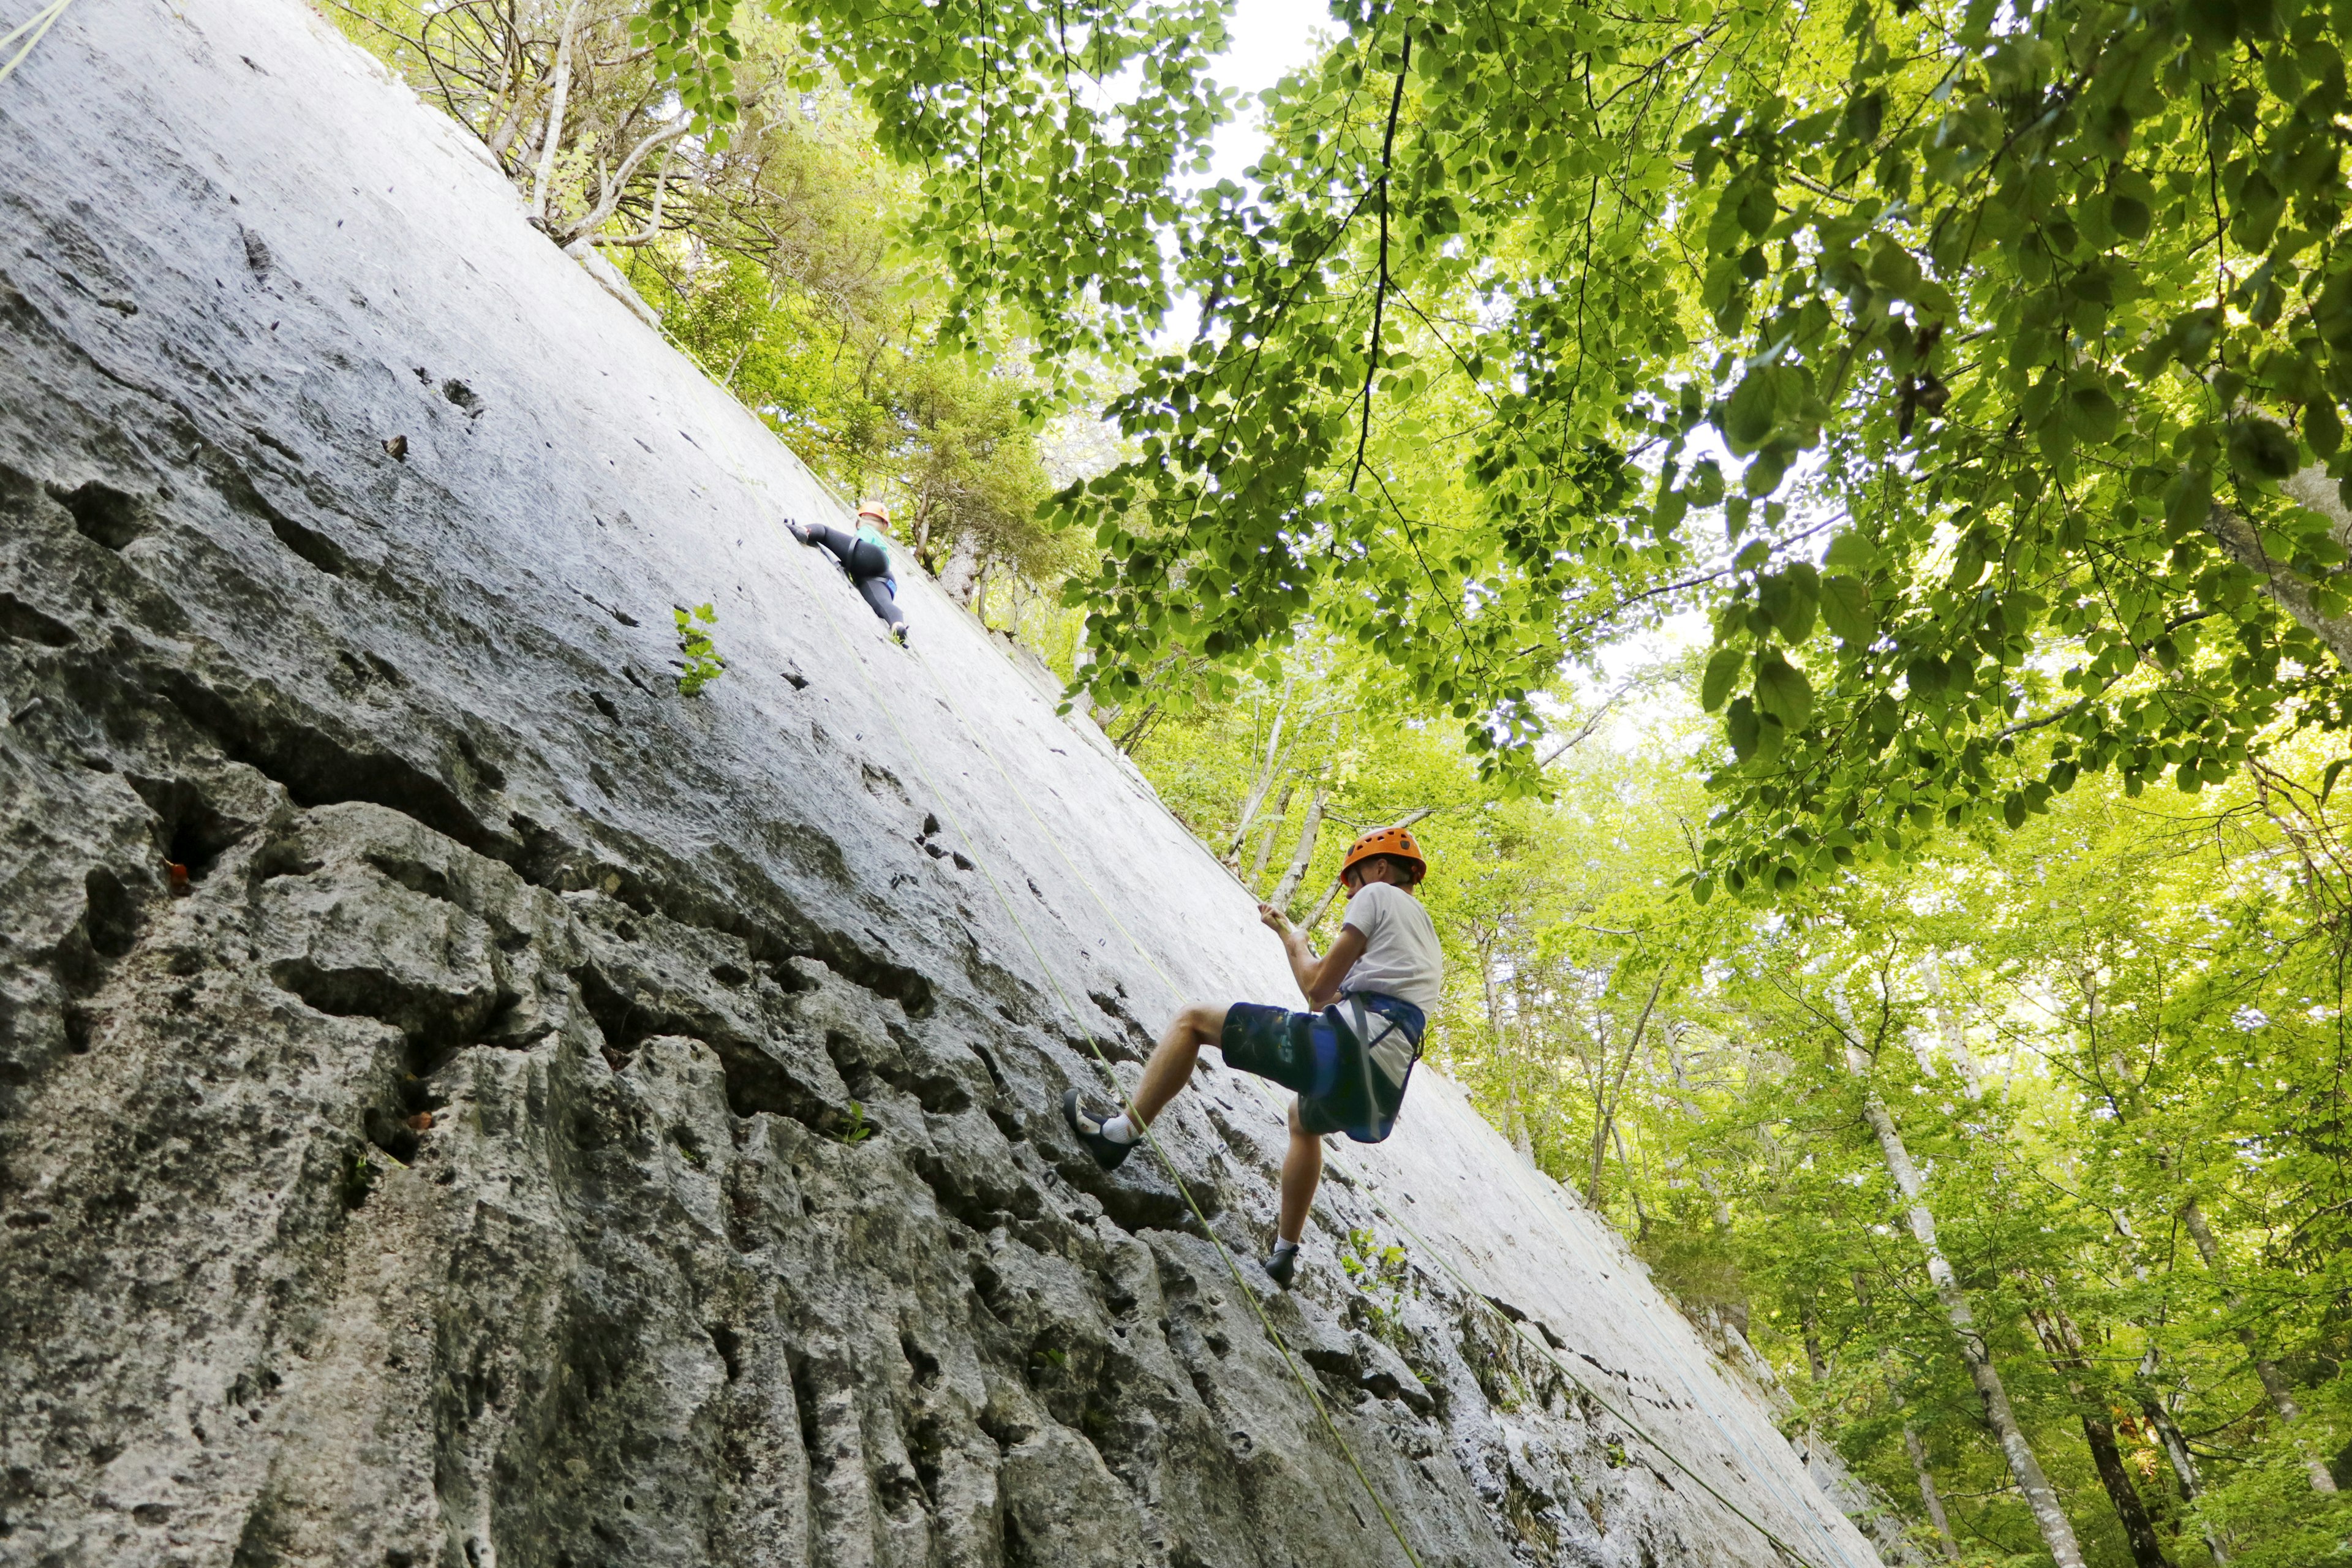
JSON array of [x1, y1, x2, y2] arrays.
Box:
[[857, 500, 891, 526], [1339, 826, 1427, 887]]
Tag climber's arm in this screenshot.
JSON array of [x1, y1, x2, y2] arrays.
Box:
[[1260, 905, 1366, 1009]]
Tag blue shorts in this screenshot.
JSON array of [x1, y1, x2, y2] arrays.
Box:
[[1219, 994, 1425, 1143]]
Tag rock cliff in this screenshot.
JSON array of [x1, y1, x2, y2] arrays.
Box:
[[0, 4, 1893, 1565]]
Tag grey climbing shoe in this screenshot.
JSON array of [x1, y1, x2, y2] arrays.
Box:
[[1263, 1240, 1300, 1289], [891, 621, 910, 645], [786, 517, 812, 543], [1062, 1088, 1135, 1171]]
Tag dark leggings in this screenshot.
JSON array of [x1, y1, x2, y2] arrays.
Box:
[[805, 524, 901, 627]]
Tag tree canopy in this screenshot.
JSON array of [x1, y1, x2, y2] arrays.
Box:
[[634, 0, 2352, 899]]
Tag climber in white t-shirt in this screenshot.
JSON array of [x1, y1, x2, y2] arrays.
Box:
[[1061, 825, 1443, 1288]]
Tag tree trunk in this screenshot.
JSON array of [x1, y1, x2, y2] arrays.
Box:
[[1840, 1033, 2086, 1567], [1917, 952, 1986, 1099], [1223, 679, 1295, 863], [1799, 1300, 1827, 1382], [2179, 1194, 2339, 1493], [530, 0, 586, 225], [2028, 1303, 2173, 1568], [1902, 1423, 1963, 1562], [1246, 784, 1294, 889], [1477, 940, 1535, 1159], [1267, 776, 1327, 911], [2204, 492, 2352, 668]]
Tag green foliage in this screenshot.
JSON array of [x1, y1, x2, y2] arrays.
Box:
[[338, 1150, 380, 1208], [835, 1099, 873, 1145], [1340, 1226, 1418, 1344], [674, 603, 725, 695]]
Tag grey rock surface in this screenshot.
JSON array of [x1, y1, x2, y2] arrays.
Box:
[[0, 4, 1890, 1566]]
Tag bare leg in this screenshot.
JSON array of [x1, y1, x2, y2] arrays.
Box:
[[1129, 1002, 1228, 1125], [1278, 1099, 1322, 1243]]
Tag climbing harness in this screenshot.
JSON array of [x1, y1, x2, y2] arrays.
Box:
[[793, 563, 1435, 1568], [1339, 992, 1420, 1144], [0, 0, 75, 88], [894, 637, 1869, 1568]]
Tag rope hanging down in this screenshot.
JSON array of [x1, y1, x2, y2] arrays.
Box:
[[897, 635, 1869, 1568], [0, 0, 75, 88], [793, 573, 1433, 1568]]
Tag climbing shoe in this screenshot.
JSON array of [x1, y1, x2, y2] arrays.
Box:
[[1263, 1240, 1300, 1290], [891, 622, 910, 645], [785, 517, 812, 543], [1063, 1088, 1136, 1171]]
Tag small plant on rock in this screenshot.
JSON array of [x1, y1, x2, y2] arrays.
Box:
[[836, 1100, 873, 1145], [1341, 1227, 1417, 1342], [673, 603, 725, 695]]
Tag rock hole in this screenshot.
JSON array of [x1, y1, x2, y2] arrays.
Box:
[[589, 690, 620, 720], [241, 227, 273, 276], [82, 867, 141, 959], [45, 478, 144, 549], [788, 1357, 823, 1465], [0, 592, 75, 646], [64, 1006, 94, 1054], [709, 1322, 742, 1382], [900, 1333, 940, 1389], [442, 379, 483, 415]]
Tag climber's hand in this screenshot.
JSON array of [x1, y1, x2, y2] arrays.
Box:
[[1257, 903, 1292, 937]]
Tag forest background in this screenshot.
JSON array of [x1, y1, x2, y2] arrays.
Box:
[[320, 0, 2352, 1562]]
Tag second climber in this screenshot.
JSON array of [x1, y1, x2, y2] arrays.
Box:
[[1060, 825, 1444, 1289], [791, 500, 909, 644]]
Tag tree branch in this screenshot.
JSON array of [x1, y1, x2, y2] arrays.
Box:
[[1348, 31, 1412, 496]]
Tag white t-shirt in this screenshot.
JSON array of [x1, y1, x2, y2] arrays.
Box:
[[1338, 881, 1444, 1017]]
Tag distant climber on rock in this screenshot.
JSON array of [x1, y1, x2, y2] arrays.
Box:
[[1063, 826, 1443, 1289], [790, 500, 908, 643]]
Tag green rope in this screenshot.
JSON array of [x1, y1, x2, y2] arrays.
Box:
[[794, 575, 1432, 1568], [899, 647, 1858, 1568]]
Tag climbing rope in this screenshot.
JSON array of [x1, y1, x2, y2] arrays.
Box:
[[897, 636, 1867, 1568], [792, 572, 1433, 1568], [0, 0, 74, 88]]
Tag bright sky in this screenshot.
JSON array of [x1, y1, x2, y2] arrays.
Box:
[[1199, 0, 1331, 189]]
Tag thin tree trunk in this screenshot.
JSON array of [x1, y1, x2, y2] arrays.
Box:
[[2179, 1195, 2339, 1493], [1902, 1423, 1963, 1562], [2137, 1390, 2228, 1565], [1268, 775, 1327, 911], [1662, 1025, 1736, 1227], [1246, 784, 1294, 889], [1919, 952, 1985, 1098], [2029, 1302, 2173, 1568], [1838, 1028, 2086, 1567], [1477, 938, 1535, 1159], [1611, 1120, 1651, 1238], [1588, 974, 1665, 1215], [1224, 679, 1295, 862], [530, 0, 586, 225], [1799, 1300, 1828, 1382]]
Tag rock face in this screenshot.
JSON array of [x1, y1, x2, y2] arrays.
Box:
[[0, 5, 1891, 1566]]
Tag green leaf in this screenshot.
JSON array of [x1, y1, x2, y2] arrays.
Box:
[[1726, 695, 1761, 761], [1702, 647, 1747, 712], [2229, 418, 2299, 481], [1822, 530, 1880, 572], [1724, 372, 1777, 452], [2310, 400, 2343, 460], [1758, 564, 1820, 643], [1754, 654, 1815, 730], [1820, 575, 1875, 644]]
